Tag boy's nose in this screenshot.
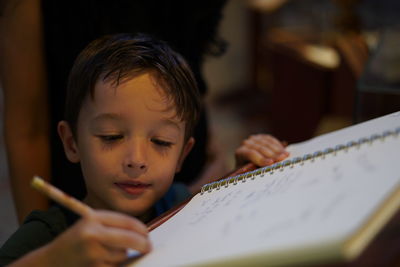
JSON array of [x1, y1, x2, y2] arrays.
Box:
[[124, 157, 148, 175], [126, 162, 147, 170], [123, 142, 148, 175]]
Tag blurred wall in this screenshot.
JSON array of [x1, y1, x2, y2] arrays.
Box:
[[203, 0, 251, 99], [0, 84, 18, 246]]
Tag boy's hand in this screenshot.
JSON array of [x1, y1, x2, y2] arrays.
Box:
[[43, 210, 151, 266], [235, 134, 289, 167]]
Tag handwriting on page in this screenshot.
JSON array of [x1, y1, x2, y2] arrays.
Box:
[[182, 140, 396, 246], [188, 164, 342, 228]]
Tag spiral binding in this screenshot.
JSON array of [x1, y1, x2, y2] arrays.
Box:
[[200, 127, 400, 194]]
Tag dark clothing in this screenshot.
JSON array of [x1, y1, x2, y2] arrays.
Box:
[[0, 206, 77, 267], [0, 183, 191, 266], [41, 0, 227, 199]]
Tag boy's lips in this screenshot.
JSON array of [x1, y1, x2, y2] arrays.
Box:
[[114, 181, 151, 196]]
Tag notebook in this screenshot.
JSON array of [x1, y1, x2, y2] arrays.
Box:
[[129, 111, 400, 267]]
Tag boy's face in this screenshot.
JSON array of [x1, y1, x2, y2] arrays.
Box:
[[59, 73, 194, 217]]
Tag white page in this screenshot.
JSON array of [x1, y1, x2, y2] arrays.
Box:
[[130, 130, 400, 267]]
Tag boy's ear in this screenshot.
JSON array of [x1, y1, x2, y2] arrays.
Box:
[[176, 137, 195, 173], [57, 121, 80, 163]]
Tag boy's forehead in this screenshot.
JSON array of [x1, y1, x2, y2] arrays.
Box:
[[82, 74, 184, 123], [92, 72, 167, 98]]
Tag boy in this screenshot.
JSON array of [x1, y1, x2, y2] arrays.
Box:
[[0, 33, 288, 266]]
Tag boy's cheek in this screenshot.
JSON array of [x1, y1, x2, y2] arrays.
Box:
[[154, 173, 175, 192], [152, 171, 175, 197]]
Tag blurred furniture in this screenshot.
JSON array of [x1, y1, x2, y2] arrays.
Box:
[[247, 0, 369, 143], [355, 26, 400, 122]]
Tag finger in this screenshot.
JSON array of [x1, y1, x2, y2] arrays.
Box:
[[275, 151, 290, 162], [97, 224, 151, 253], [251, 134, 287, 153], [94, 210, 149, 237], [254, 135, 289, 161], [243, 139, 282, 159], [75, 232, 126, 265], [102, 245, 131, 263], [236, 146, 274, 167]]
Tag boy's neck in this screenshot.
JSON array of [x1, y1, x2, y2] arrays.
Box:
[[136, 208, 156, 224], [82, 195, 155, 223]]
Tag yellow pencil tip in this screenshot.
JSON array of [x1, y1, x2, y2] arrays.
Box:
[[31, 176, 44, 189]]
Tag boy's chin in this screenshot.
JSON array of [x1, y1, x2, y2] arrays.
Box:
[[112, 200, 154, 219]]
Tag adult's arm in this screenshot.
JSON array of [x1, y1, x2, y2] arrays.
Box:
[[0, 0, 50, 222]]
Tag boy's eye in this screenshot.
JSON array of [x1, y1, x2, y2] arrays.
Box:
[[151, 138, 173, 147], [97, 134, 123, 142]]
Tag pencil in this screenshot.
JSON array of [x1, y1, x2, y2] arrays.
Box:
[[31, 175, 92, 217]]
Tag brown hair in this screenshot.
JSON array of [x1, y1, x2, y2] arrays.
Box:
[[65, 33, 201, 141]]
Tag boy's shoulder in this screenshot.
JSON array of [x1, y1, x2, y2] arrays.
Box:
[[22, 204, 77, 234], [0, 205, 76, 266]]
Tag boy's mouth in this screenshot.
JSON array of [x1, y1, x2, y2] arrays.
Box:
[[114, 181, 151, 196]]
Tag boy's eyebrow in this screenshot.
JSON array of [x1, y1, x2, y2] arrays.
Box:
[[159, 118, 182, 131], [92, 113, 124, 123], [91, 113, 182, 130]]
